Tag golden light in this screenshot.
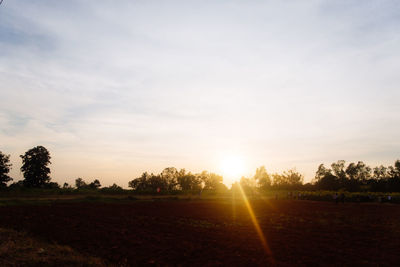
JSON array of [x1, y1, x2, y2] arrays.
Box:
[[237, 183, 274, 261], [220, 155, 245, 186]]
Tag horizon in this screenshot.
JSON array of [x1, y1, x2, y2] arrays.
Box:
[[1, 1, 400, 187], [3, 145, 400, 188]]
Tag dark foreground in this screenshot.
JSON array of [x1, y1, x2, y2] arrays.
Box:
[[0, 198, 399, 266]]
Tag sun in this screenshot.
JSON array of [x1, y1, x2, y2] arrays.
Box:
[[220, 155, 246, 186]]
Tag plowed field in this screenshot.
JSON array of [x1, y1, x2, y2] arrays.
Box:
[[0, 199, 399, 266]]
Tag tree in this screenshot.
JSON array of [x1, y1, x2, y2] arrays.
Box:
[[177, 169, 201, 191], [8, 180, 24, 189], [75, 178, 87, 189], [45, 182, 60, 189], [388, 160, 400, 179], [271, 169, 304, 189], [160, 167, 179, 191], [89, 179, 101, 189], [345, 161, 371, 182], [272, 173, 284, 187], [0, 151, 12, 187], [101, 183, 123, 192], [387, 160, 400, 191], [20, 146, 51, 187], [282, 169, 304, 188], [345, 161, 371, 191], [254, 166, 271, 190], [331, 160, 347, 185], [314, 164, 339, 190], [240, 176, 256, 194], [128, 172, 167, 192], [199, 171, 224, 190], [314, 164, 331, 183], [373, 165, 387, 180]]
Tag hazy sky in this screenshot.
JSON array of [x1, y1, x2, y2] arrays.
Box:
[[1, 0, 400, 187]]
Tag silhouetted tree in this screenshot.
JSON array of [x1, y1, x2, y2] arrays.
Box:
[[254, 166, 271, 190], [199, 171, 224, 191], [129, 172, 167, 192], [314, 164, 340, 190], [8, 180, 24, 189], [101, 183, 123, 192], [128, 172, 147, 191], [75, 178, 87, 189], [177, 169, 201, 191], [128, 176, 141, 190], [345, 161, 371, 191], [161, 167, 179, 191], [239, 176, 253, 187], [387, 160, 400, 191], [20, 146, 51, 187], [239, 176, 256, 194], [0, 151, 12, 187], [369, 165, 388, 191], [272, 173, 283, 187], [331, 160, 347, 186], [373, 165, 387, 180], [314, 164, 330, 182], [282, 169, 304, 189], [45, 181, 60, 189], [271, 169, 304, 190], [89, 179, 101, 189], [312, 160, 400, 192]]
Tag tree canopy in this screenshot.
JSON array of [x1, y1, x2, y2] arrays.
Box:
[[20, 146, 52, 187], [128, 168, 226, 193], [2, 146, 400, 193], [0, 151, 12, 187], [313, 160, 400, 192]]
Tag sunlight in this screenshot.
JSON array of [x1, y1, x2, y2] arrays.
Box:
[[220, 155, 245, 186], [237, 183, 273, 259]]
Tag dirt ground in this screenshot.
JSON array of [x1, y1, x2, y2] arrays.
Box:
[[0, 198, 399, 266]]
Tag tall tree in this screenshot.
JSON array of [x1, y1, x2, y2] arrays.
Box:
[[282, 169, 304, 187], [177, 169, 201, 191], [345, 161, 371, 182], [161, 167, 179, 191], [240, 176, 256, 192], [20, 146, 51, 187], [373, 165, 387, 180], [200, 171, 224, 190], [314, 164, 339, 190], [0, 151, 12, 187], [387, 160, 400, 191], [331, 160, 347, 182], [254, 166, 271, 189]]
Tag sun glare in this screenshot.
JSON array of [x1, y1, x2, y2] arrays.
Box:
[[220, 155, 245, 185]]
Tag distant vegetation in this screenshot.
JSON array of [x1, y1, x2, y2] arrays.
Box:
[[1, 146, 400, 195]]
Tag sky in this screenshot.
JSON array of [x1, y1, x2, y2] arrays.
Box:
[[1, 0, 400, 187]]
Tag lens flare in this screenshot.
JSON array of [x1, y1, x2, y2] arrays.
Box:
[[237, 184, 273, 258]]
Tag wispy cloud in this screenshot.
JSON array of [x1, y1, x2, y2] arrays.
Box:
[[1, 0, 400, 185]]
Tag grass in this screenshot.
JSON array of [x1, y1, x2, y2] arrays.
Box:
[[0, 189, 399, 207], [0, 228, 107, 266]]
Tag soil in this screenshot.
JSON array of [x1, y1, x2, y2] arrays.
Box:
[[0, 199, 399, 266]]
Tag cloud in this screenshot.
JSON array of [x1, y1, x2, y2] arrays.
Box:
[[1, 0, 400, 185]]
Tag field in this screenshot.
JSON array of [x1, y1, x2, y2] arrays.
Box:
[[0, 197, 399, 266]]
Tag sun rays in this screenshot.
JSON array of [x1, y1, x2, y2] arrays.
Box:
[[236, 183, 274, 261], [219, 155, 246, 186]]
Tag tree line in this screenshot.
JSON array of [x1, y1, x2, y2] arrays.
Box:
[[313, 160, 400, 192], [128, 168, 227, 193], [1, 146, 400, 193]]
